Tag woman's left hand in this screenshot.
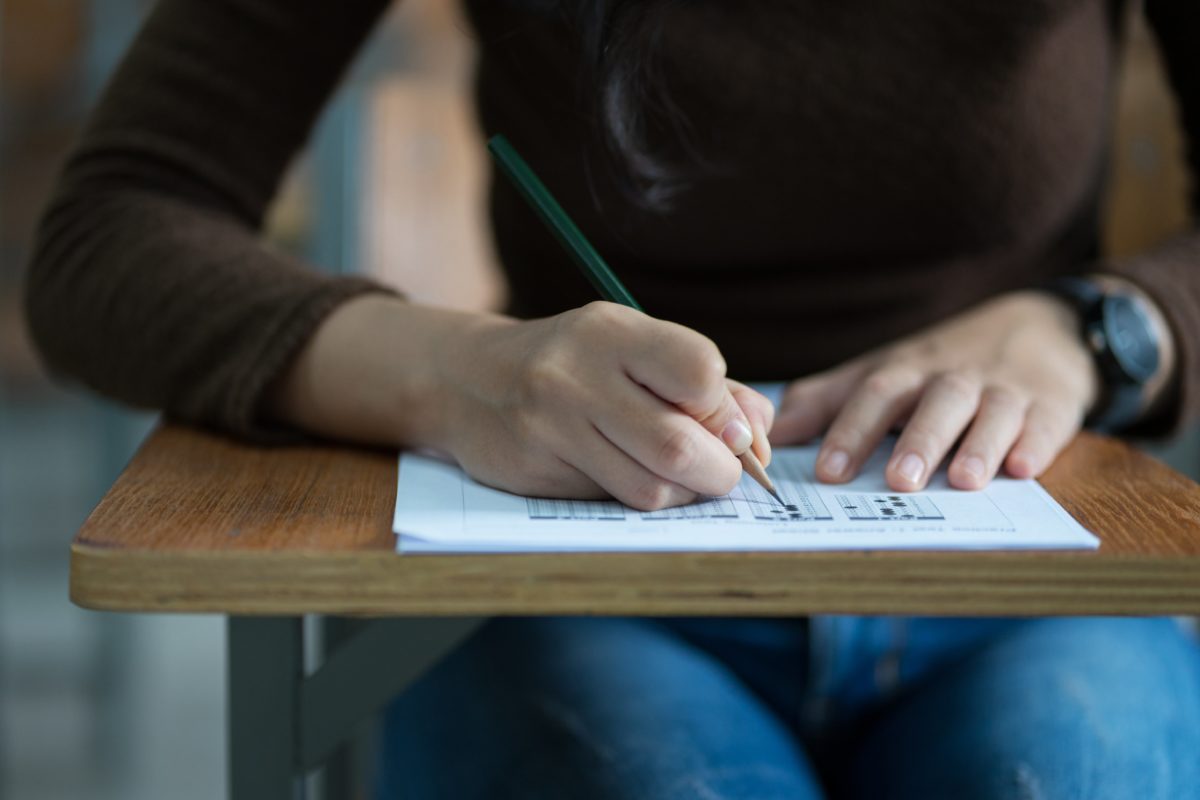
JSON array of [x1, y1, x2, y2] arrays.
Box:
[[769, 291, 1100, 491]]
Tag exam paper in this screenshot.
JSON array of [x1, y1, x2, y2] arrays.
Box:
[[392, 443, 1098, 554]]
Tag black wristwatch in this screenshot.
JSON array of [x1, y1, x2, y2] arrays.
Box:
[[1046, 276, 1162, 432]]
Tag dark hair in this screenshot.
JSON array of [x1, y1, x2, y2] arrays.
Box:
[[574, 1, 703, 212]]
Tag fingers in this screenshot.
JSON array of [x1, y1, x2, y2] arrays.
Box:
[[590, 381, 744, 497], [552, 304, 1082, 499], [841, 377, 1080, 490], [549, 304, 763, 493], [605, 309, 759, 462], [605, 307, 755, 454], [810, 357, 1082, 489], [1005, 401, 1081, 480], [783, 363, 1081, 490], [816, 366, 924, 483], [613, 308, 729, 414], [701, 390, 758, 457], [771, 364, 867, 445], [885, 372, 982, 491], [540, 298, 1093, 503], [727, 379, 775, 466], [947, 387, 1027, 490], [562, 425, 699, 511]]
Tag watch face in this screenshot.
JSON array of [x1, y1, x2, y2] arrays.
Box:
[[1103, 296, 1160, 383]]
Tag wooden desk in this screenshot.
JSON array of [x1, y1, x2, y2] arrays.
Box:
[[74, 425, 1200, 618], [69, 425, 1200, 799]]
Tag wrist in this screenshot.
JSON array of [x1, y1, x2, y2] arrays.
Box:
[[267, 295, 513, 449], [426, 309, 520, 454], [1018, 289, 1102, 413], [1041, 275, 1177, 430], [1085, 274, 1178, 420]]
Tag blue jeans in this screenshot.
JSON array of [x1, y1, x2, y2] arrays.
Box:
[[376, 616, 1200, 799]]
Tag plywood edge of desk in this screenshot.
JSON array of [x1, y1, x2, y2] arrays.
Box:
[[70, 542, 1200, 617]]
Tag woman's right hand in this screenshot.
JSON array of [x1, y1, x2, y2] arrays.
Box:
[[271, 297, 772, 511], [433, 301, 773, 510]]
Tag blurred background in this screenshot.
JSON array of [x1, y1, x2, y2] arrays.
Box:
[[0, 2, 1195, 798]]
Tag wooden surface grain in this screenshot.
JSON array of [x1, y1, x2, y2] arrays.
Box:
[[71, 426, 1200, 616]]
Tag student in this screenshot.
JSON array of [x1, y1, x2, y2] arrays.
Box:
[[25, 1, 1200, 797]]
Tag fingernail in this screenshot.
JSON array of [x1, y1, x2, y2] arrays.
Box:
[[960, 456, 986, 481], [722, 419, 753, 453], [822, 449, 849, 479], [896, 453, 925, 485]]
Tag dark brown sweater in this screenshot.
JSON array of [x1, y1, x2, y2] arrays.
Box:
[[24, 0, 1200, 439]]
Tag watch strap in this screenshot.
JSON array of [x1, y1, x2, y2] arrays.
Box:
[[1044, 276, 1149, 433]]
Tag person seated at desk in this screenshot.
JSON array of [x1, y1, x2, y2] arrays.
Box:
[[24, 0, 1200, 797]]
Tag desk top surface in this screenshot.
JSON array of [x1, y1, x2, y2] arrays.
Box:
[[70, 426, 1200, 616]]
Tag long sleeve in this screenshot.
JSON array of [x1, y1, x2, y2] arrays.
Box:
[[1108, 0, 1200, 432], [24, 0, 394, 438]]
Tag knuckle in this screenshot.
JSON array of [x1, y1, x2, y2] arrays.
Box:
[[932, 370, 981, 402], [981, 384, 1026, 413], [580, 299, 619, 321], [677, 336, 727, 392], [897, 423, 949, 459], [656, 427, 699, 476], [698, 339, 728, 383], [783, 385, 835, 422], [1027, 399, 1062, 424], [566, 301, 624, 334], [554, 307, 585, 337], [781, 382, 812, 406], [862, 366, 921, 397], [900, 424, 941, 452]]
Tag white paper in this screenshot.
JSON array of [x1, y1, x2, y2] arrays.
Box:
[[392, 442, 1098, 554]]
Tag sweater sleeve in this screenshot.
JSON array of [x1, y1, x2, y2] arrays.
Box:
[[24, 0, 394, 440], [1106, 0, 1200, 434]]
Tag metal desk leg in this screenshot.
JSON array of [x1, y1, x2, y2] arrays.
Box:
[[320, 616, 360, 800], [228, 615, 485, 800], [314, 617, 488, 799], [229, 617, 305, 800]]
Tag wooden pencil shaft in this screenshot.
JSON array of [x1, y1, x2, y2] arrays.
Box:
[[740, 451, 777, 493]]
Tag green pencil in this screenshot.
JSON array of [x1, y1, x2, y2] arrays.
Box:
[[486, 135, 642, 311], [486, 134, 782, 505]]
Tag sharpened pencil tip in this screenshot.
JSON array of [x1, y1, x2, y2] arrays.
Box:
[[737, 450, 781, 507]]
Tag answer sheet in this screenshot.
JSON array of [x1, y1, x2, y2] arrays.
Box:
[[392, 443, 1098, 553]]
